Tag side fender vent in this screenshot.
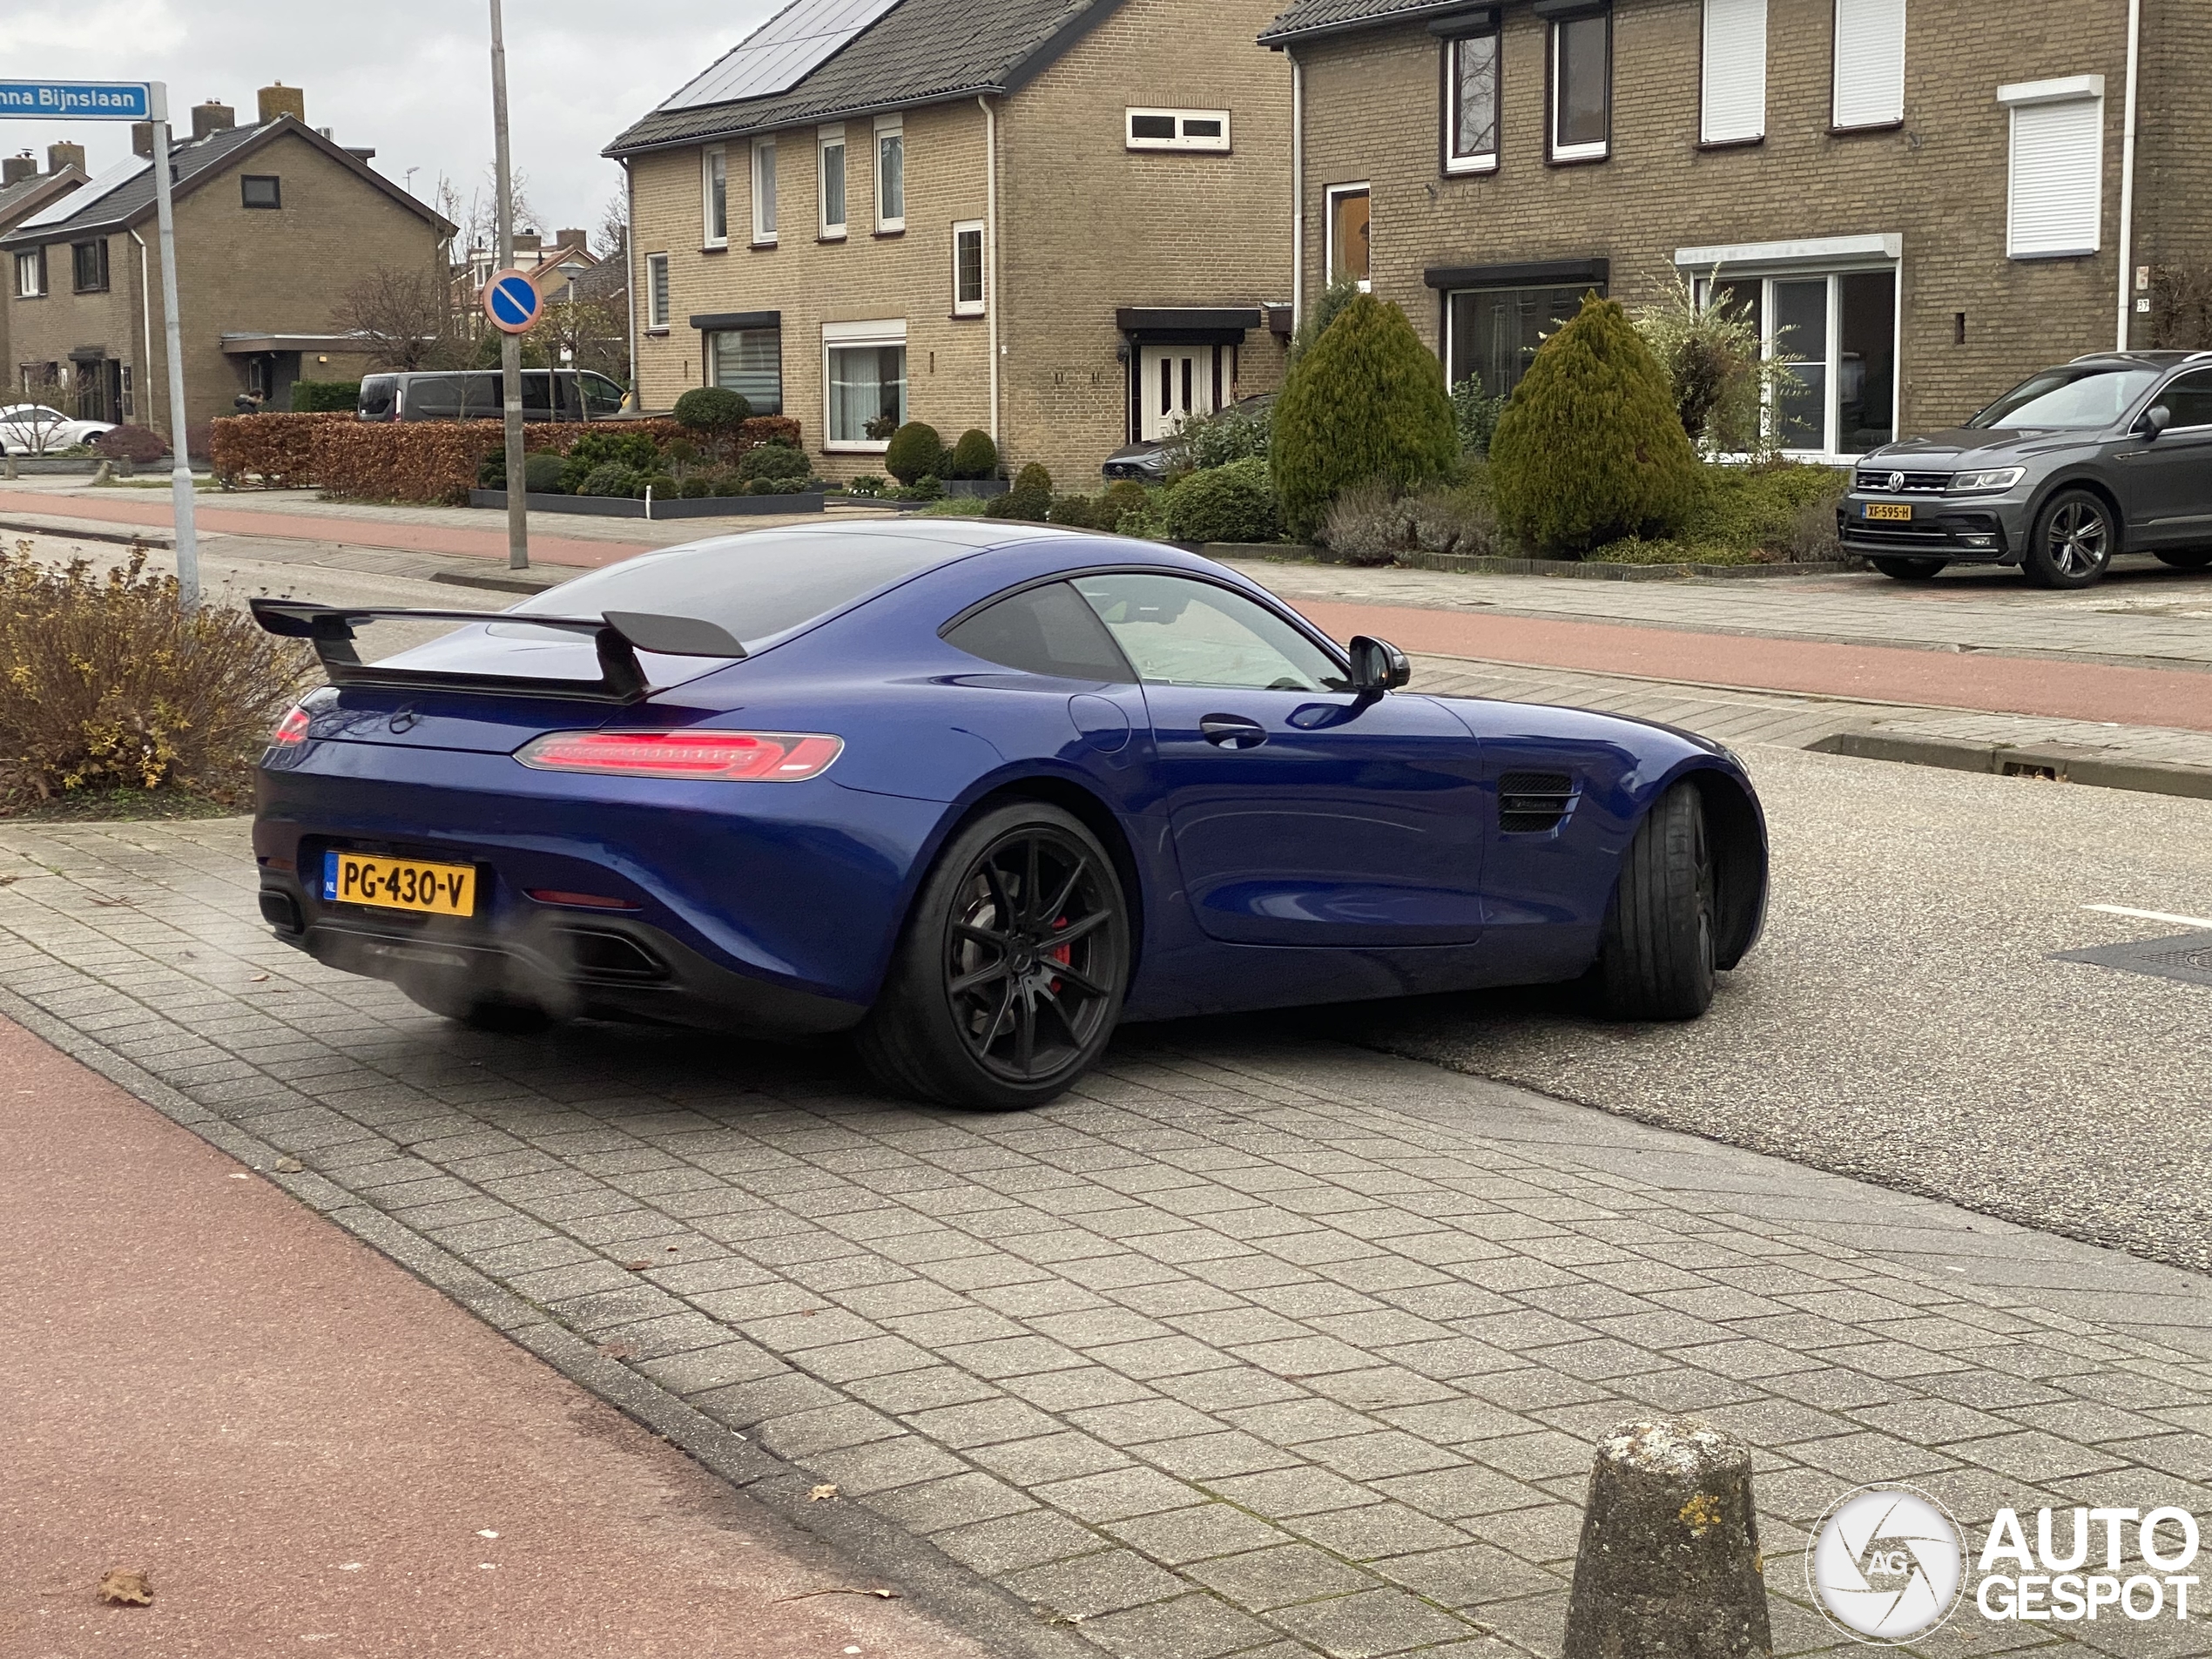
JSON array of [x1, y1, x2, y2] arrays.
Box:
[[1498, 771, 1576, 835]]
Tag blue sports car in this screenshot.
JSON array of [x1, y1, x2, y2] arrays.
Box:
[[251, 523, 1767, 1109]]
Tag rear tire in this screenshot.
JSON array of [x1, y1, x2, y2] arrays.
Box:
[[857, 802, 1130, 1109], [1595, 783, 1716, 1021], [2023, 489, 2116, 588], [1871, 556, 1947, 582], [2155, 547, 2212, 570]]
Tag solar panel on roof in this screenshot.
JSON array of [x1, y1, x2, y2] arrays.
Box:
[[17, 155, 148, 230], [659, 0, 907, 111]]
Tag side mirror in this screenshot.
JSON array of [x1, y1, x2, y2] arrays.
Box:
[[1347, 635, 1411, 694], [2139, 405, 2174, 439]]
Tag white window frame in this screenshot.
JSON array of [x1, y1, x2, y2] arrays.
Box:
[[873, 115, 904, 233], [823, 317, 908, 453], [1324, 182, 1372, 292], [1700, 0, 1768, 145], [1123, 108, 1232, 152], [1831, 0, 1906, 131], [644, 252, 671, 331], [1442, 32, 1500, 175], [13, 247, 44, 299], [952, 219, 986, 317], [1548, 10, 1611, 164], [701, 145, 728, 247], [2000, 76, 2106, 260], [751, 138, 778, 246], [818, 124, 848, 239]]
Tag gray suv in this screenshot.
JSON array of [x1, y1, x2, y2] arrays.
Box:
[[1841, 351, 2212, 588]]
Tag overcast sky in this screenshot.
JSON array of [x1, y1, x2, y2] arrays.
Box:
[[1, 0, 778, 245]]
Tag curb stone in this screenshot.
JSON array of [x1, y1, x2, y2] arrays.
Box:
[[1811, 729, 2212, 801]]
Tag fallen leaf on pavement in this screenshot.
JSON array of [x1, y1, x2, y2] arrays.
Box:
[[780, 1587, 897, 1602], [96, 1569, 153, 1606], [621, 1260, 652, 1271], [0, 874, 17, 886], [273, 1157, 304, 1174], [809, 1483, 840, 1501], [248, 974, 270, 983], [1042, 1611, 1087, 1627]]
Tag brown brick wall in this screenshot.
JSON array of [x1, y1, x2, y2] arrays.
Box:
[[2134, 0, 2212, 314], [1293, 0, 2198, 442]]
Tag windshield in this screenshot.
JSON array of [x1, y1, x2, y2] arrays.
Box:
[[509, 532, 953, 651], [1967, 366, 2161, 430]]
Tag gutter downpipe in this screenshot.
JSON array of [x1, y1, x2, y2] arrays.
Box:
[[2114, 0, 2142, 350], [623, 158, 639, 409], [979, 95, 1000, 444], [1290, 48, 1305, 333], [127, 227, 152, 424]]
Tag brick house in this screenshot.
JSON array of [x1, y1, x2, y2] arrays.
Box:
[[1261, 0, 2212, 460], [0, 86, 454, 445], [0, 146, 89, 404], [607, 0, 1293, 485]]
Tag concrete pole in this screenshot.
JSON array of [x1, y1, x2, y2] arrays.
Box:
[[148, 84, 201, 609], [489, 0, 529, 569]]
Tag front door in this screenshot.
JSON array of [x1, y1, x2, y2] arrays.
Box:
[[1136, 345, 1218, 441], [2118, 368, 2212, 550], [1074, 571, 1486, 947]]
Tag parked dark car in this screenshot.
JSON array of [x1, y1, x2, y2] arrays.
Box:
[[357, 368, 628, 424], [1842, 351, 2212, 588], [1101, 394, 1274, 484]]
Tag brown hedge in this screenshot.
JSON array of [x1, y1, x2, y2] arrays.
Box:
[[208, 414, 806, 503]]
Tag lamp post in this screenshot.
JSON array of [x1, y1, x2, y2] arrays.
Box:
[[489, 0, 528, 570]]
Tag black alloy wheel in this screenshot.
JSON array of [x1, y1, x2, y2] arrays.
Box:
[[2024, 489, 2116, 588], [859, 803, 1130, 1109], [1871, 556, 1949, 582]]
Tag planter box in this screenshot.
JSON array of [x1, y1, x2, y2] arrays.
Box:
[[2, 456, 106, 475], [941, 478, 1008, 499], [469, 489, 826, 520]]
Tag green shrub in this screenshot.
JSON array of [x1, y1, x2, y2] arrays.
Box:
[[576, 462, 637, 497], [1450, 379, 1507, 458], [523, 451, 567, 494], [1586, 536, 1764, 567], [737, 437, 811, 483], [897, 474, 946, 502], [1490, 293, 1703, 557], [948, 428, 999, 480], [1319, 481, 1406, 566], [703, 469, 745, 497], [1631, 267, 1797, 455], [1680, 459, 1846, 556], [287, 379, 361, 414], [884, 422, 944, 485], [1180, 400, 1271, 470], [984, 467, 1051, 521], [560, 429, 662, 494], [1097, 479, 1150, 533], [845, 474, 889, 497], [678, 475, 711, 499], [1014, 462, 1051, 496], [672, 387, 750, 442], [1271, 293, 1459, 542], [1403, 474, 1501, 558], [1161, 455, 1280, 544], [1287, 277, 1362, 366], [1048, 494, 1098, 528]]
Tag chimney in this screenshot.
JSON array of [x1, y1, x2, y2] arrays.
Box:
[[46, 141, 86, 175], [555, 228, 589, 253], [192, 100, 236, 141], [3, 155, 35, 187], [132, 122, 154, 158], [257, 82, 306, 125], [513, 230, 541, 253]]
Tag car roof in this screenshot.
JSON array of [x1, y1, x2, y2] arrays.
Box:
[[2064, 350, 2206, 370]]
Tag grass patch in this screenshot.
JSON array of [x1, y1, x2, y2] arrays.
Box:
[[3, 786, 244, 822]]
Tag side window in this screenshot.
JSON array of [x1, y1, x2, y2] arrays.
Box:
[[1072, 573, 1348, 692], [943, 582, 1134, 682], [2155, 370, 2212, 431]]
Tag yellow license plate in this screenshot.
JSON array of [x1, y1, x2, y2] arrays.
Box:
[[321, 850, 477, 916], [1865, 502, 1914, 522]]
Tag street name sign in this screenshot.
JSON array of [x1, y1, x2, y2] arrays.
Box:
[[0, 81, 151, 120]]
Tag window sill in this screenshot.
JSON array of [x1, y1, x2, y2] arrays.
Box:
[[1443, 156, 1499, 176], [751, 237, 778, 250], [825, 440, 891, 454], [644, 327, 671, 336], [1696, 134, 1764, 152], [874, 224, 905, 239], [819, 230, 848, 243], [1547, 146, 1609, 167], [951, 307, 987, 320], [2009, 247, 2100, 262], [1828, 119, 1905, 137], [701, 242, 729, 254]]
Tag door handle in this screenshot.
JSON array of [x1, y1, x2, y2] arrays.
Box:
[[1200, 714, 1267, 750]]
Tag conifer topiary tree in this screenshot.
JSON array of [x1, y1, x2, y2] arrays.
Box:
[[1271, 293, 1459, 542], [884, 421, 944, 485], [1490, 293, 1703, 557]]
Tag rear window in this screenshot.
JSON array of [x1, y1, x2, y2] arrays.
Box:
[[357, 375, 395, 417], [509, 532, 954, 651]]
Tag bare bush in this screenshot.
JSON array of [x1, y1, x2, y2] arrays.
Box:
[[1319, 479, 1408, 566]]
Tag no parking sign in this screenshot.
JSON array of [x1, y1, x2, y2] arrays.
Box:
[[482, 269, 543, 335]]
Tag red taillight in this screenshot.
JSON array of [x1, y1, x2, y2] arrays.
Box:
[[271, 706, 311, 747], [515, 730, 843, 782]]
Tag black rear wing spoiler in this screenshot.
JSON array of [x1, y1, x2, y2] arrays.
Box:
[[249, 599, 746, 705]]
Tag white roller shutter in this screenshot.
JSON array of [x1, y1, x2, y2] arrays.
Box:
[[1702, 0, 1768, 144], [2006, 85, 2104, 259], [1832, 0, 1905, 130]]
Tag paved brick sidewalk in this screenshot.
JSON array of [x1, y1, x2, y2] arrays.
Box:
[[4, 819, 2211, 1658]]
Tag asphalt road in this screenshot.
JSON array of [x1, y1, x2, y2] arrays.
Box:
[[1345, 742, 2212, 1275]]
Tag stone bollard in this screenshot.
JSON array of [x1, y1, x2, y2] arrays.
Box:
[[1562, 1419, 1771, 1659]]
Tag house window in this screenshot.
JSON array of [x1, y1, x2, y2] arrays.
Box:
[[1701, 0, 1768, 144], [875, 117, 904, 232], [1325, 184, 1370, 288], [752, 139, 777, 244], [645, 253, 670, 329], [14, 247, 44, 298], [953, 220, 985, 316], [1124, 109, 1232, 152], [71, 239, 108, 293], [702, 146, 728, 246], [240, 173, 281, 209], [2000, 77, 2105, 260], [1697, 266, 1898, 455], [1445, 283, 1601, 401], [824, 320, 907, 449], [819, 125, 847, 238], [1832, 0, 1905, 130], [710, 326, 782, 415], [1443, 31, 1500, 174], [1549, 10, 1611, 162]]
